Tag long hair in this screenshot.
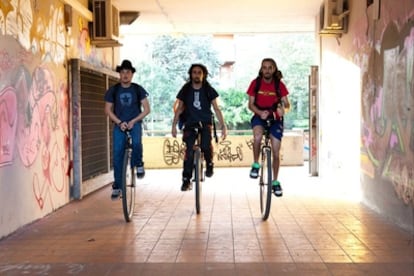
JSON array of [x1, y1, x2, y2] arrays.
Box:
[[258, 58, 283, 80], [187, 63, 209, 85]]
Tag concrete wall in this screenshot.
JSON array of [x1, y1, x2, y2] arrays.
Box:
[[0, 0, 117, 239], [318, 0, 414, 232], [144, 132, 304, 169]]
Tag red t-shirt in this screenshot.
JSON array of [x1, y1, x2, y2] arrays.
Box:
[[246, 78, 289, 117]]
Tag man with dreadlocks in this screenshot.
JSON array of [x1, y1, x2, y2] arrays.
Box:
[[172, 63, 227, 191], [246, 58, 290, 197]]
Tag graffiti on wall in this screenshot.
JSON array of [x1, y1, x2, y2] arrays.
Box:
[[162, 138, 244, 165], [0, 1, 69, 211], [360, 12, 414, 205], [0, 0, 66, 63], [0, 44, 69, 209], [162, 136, 289, 166]]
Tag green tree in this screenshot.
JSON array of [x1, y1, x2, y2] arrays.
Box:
[[130, 35, 221, 133], [123, 33, 315, 133], [218, 88, 250, 131], [231, 33, 315, 130]]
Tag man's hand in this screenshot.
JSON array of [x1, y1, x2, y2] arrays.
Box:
[[260, 110, 270, 120], [119, 121, 128, 131], [172, 126, 177, 138], [221, 126, 228, 140], [276, 103, 285, 117]]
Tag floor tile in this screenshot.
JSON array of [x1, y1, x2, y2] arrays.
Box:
[[0, 166, 413, 276]]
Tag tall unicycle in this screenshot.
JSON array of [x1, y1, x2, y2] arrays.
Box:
[[259, 120, 273, 221], [194, 147, 203, 214], [122, 130, 136, 222]]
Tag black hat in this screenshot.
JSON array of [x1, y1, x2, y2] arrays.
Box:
[[116, 59, 136, 73]]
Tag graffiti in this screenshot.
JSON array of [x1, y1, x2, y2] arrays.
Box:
[[216, 140, 243, 162], [163, 139, 185, 165], [0, 35, 69, 211], [162, 138, 244, 165], [0, 0, 65, 62], [360, 17, 414, 205], [0, 264, 85, 275], [0, 86, 17, 167]]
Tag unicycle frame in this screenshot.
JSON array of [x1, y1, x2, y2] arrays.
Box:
[[259, 119, 273, 221], [121, 130, 136, 222], [193, 126, 204, 214]]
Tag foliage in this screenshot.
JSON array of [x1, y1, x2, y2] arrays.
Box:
[[129, 35, 221, 131], [217, 88, 251, 130], [122, 33, 315, 134]]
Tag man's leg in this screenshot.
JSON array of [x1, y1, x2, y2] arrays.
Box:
[[250, 118, 264, 178], [270, 120, 284, 197], [131, 123, 145, 178], [270, 136, 281, 180], [182, 128, 196, 191], [112, 127, 125, 199], [200, 125, 214, 177]]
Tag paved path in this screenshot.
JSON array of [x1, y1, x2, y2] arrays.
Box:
[[0, 166, 413, 275]]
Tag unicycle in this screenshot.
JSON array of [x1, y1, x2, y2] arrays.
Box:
[[121, 130, 136, 222], [193, 126, 204, 214], [259, 119, 273, 221]]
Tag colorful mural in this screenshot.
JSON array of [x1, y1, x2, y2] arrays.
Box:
[[360, 6, 414, 205], [0, 0, 70, 226], [0, 36, 69, 210]]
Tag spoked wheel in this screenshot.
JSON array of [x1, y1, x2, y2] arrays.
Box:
[[194, 149, 202, 214], [259, 148, 272, 220], [122, 148, 136, 222]]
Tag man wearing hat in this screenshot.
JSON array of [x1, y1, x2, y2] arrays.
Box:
[[104, 59, 151, 200]]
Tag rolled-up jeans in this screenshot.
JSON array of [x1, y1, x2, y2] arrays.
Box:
[[112, 122, 143, 189]]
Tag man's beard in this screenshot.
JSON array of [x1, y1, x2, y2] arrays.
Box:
[[263, 75, 272, 81]]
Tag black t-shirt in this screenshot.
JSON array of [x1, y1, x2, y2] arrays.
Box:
[[177, 83, 218, 125]]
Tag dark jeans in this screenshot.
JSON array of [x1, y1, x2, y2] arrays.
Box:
[[112, 123, 143, 189], [182, 123, 213, 179]]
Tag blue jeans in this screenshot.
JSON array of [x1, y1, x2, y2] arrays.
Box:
[[112, 123, 143, 189]]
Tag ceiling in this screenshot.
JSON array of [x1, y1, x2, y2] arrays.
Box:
[[114, 0, 323, 35]]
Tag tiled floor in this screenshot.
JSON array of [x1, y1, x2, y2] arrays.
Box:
[[0, 165, 413, 275]]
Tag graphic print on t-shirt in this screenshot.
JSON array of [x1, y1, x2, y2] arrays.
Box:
[[120, 92, 132, 106], [193, 91, 201, 110]]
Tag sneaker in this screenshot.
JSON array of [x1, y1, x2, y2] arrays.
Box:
[[272, 180, 283, 197], [250, 162, 260, 178], [181, 178, 192, 191], [205, 163, 214, 177], [136, 163, 145, 179], [111, 189, 121, 200]]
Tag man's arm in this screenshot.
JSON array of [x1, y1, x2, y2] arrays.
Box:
[[281, 96, 290, 112], [105, 102, 122, 126], [248, 95, 270, 120], [127, 98, 151, 129], [171, 99, 184, 138], [211, 98, 227, 140]]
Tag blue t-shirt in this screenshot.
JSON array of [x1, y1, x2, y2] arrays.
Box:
[[104, 83, 148, 122]]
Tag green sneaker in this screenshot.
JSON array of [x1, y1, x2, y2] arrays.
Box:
[[272, 180, 283, 197], [250, 162, 260, 179]]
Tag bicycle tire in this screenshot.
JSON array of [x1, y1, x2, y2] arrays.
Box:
[[194, 149, 202, 214], [260, 148, 272, 220], [121, 148, 136, 222]]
